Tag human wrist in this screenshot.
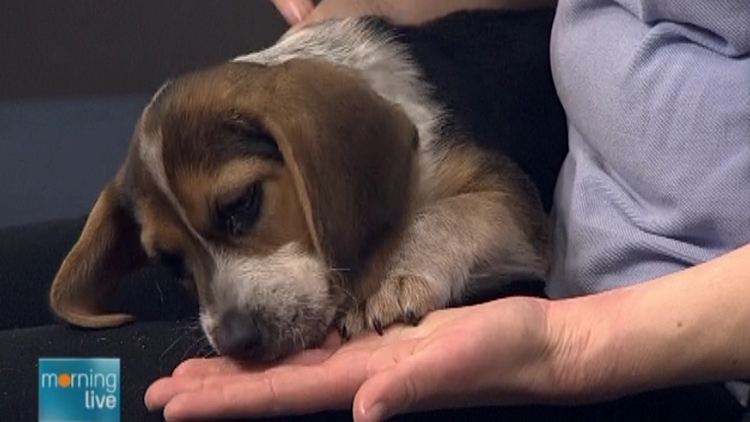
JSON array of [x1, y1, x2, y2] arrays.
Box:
[[540, 277, 716, 404], [512, 245, 750, 406], [540, 293, 623, 404]]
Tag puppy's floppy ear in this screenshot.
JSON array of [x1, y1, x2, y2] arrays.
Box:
[[49, 181, 147, 328], [257, 60, 418, 280]]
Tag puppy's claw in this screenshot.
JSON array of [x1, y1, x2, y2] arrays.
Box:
[[404, 309, 420, 326], [373, 319, 384, 336], [365, 273, 441, 334], [340, 324, 350, 341], [337, 305, 366, 341]]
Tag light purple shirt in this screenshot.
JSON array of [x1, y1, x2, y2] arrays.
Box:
[[548, 0, 750, 404]]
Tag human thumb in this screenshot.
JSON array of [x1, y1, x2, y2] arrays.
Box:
[[352, 359, 440, 422]]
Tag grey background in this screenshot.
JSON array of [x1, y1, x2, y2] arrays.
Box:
[[0, 0, 287, 228]]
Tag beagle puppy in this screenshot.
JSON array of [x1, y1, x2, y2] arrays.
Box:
[[49, 11, 562, 362]]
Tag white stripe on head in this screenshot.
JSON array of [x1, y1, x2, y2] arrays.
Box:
[[137, 120, 212, 253]]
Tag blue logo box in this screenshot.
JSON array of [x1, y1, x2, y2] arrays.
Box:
[[39, 358, 121, 422]]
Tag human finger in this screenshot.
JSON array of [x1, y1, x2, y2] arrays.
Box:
[[170, 334, 341, 377], [270, 0, 315, 24], [146, 335, 343, 409], [160, 362, 364, 420], [352, 352, 452, 422]]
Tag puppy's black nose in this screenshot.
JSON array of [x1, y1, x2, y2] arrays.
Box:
[[215, 310, 262, 358]]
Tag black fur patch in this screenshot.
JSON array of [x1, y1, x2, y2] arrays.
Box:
[[366, 9, 569, 212]]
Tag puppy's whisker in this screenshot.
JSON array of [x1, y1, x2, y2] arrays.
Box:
[[160, 331, 191, 361], [184, 321, 213, 356], [330, 283, 357, 306], [154, 280, 165, 304], [187, 337, 214, 359], [293, 326, 306, 350], [184, 317, 216, 358], [196, 345, 215, 358], [205, 339, 219, 357], [187, 318, 203, 332]]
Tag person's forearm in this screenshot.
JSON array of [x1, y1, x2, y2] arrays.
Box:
[[546, 242, 750, 402]]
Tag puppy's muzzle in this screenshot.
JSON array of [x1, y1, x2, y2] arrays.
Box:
[[213, 309, 263, 359]]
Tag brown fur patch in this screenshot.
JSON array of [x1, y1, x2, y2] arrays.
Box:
[[49, 180, 146, 327], [431, 142, 550, 269], [147, 58, 420, 284], [50, 56, 421, 330], [172, 159, 310, 256], [255, 59, 419, 284]]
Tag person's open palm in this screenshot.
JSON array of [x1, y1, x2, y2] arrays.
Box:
[[145, 297, 557, 422]]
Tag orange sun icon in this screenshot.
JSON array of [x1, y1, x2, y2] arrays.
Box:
[[58, 373, 71, 388]]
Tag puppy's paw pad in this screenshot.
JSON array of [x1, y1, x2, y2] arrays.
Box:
[[365, 274, 441, 333]]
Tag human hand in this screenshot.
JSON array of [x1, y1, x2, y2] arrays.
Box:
[[146, 242, 750, 421], [145, 297, 560, 422], [269, 0, 556, 29], [268, 0, 450, 29]]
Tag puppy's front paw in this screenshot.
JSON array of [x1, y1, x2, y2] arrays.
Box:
[[365, 274, 442, 335], [335, 304, 366, 342]]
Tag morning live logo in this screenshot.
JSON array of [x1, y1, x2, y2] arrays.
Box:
[[39, 358, 120, 422]]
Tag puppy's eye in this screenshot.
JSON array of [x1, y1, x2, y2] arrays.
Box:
[[217, 183, 263, 238]]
